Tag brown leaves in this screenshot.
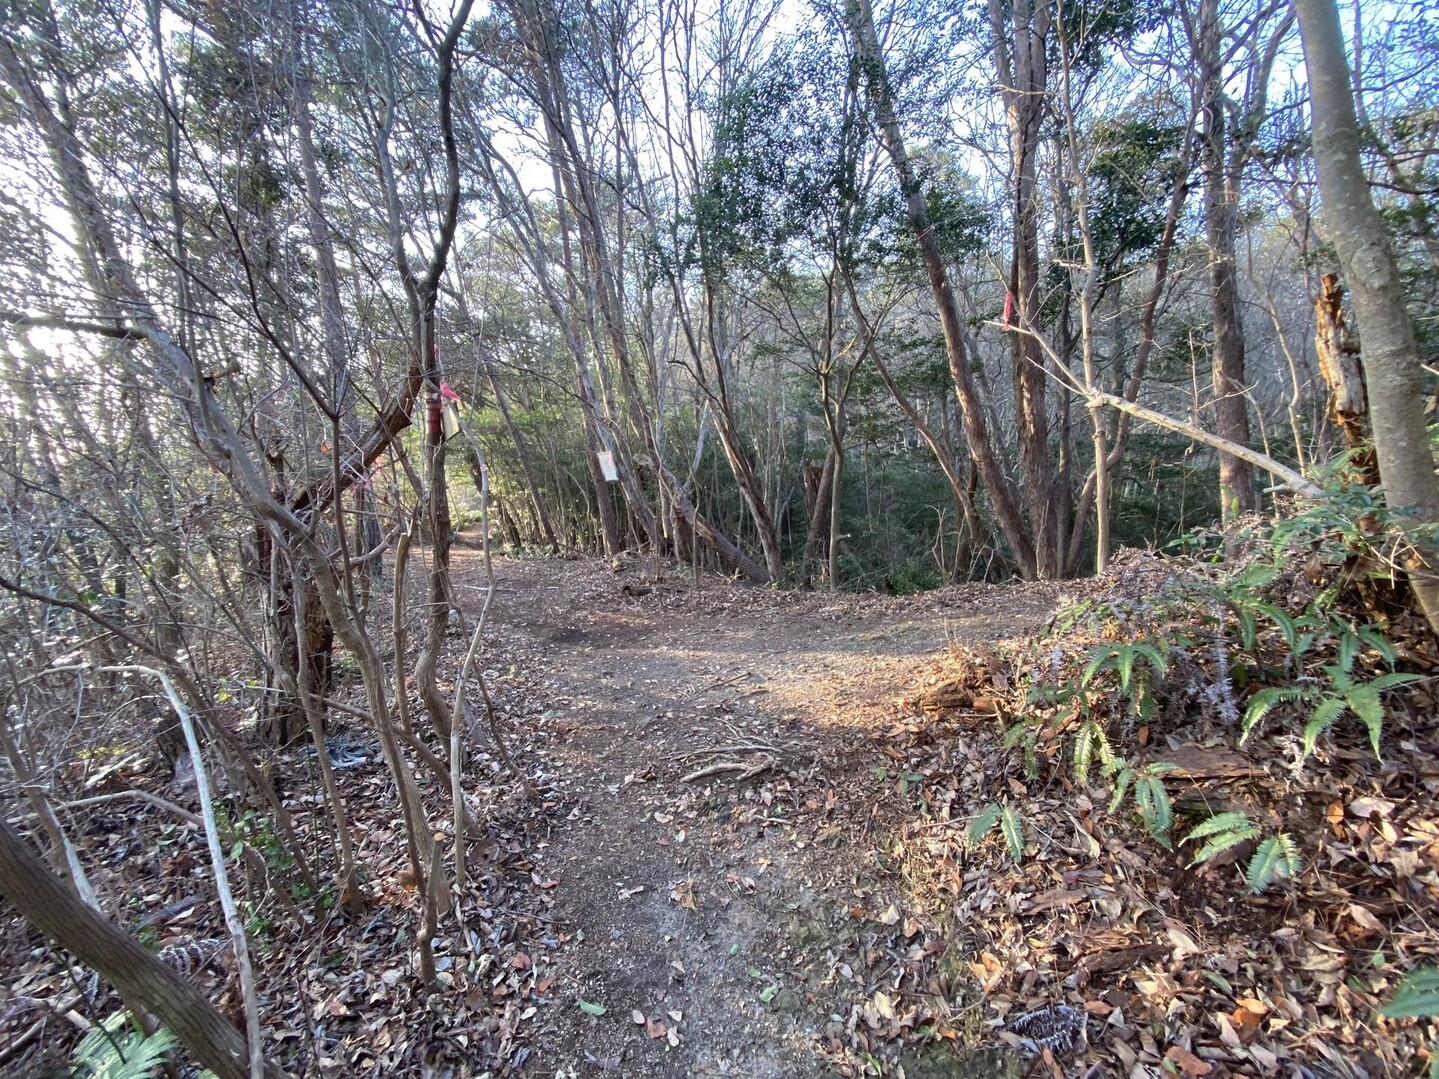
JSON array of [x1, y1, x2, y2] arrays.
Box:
[[969, 952, 1004, 994], [1163, 1044, 1213, 1075], [668, 879, 698, 910], [1227, 998, 1267, 1044]]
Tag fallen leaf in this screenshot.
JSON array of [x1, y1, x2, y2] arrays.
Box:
[[670, 880, 698, 910], [1349, 797, 1396, 820], [970, 951, 1004, 993], [1163, 1044, 1213, 1076], [1346, 903, 1384, 935], [578, 999, 606, 1017], [1230, 998, 1267, 1044], [1026, 888, 1086, 913]]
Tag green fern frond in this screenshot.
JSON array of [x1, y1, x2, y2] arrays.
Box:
[[1133, 643, 1168, 678], [1240, 686, 1305, 744], [1246, 834, 1301, 893], [1000, 806, 1024, 863], [1357, 624, 1398, 667], [1116, 646, 1136, 693], [1002, 720, 1033, 749], [1095, 726, 1115, 769], [1185, 811, 1260, 866], [1191, 826, 1260, 865], [1080, 647, 1116, 689], [1346, 685, 1386, 762], [1253, 603, 1298, 651], [1233, 564, 1279, 592], [1073, 722, 1093, 785], [1301, 696, 1348, 758], [1235, 609, 1258, 652], [73, 1013, 178, 1079], [1107, 765, 1133, 815], [1184, 811, 1255, 842], [967, 803, 1002, 847], [1135, 774, 1172, 847], [1382, 967, 1439, 1019], [1337, 629, 1360, 676]]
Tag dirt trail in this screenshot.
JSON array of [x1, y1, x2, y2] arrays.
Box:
[[457, 553, 1058, 1078]]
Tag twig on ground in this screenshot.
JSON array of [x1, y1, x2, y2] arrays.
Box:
[[59, 787, 204, 830], [672, 742, 784, 761], [679, 754, 776, 783]]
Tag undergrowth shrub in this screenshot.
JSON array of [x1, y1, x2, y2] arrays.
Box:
[[995, 456, 1430, 890], [69, 1013, 177, 1079]]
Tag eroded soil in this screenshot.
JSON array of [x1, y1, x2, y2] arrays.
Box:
[[455, 552, 1059, 1077]]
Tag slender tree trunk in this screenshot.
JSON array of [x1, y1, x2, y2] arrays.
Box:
[[992, 0, 1059, 576], [827, 408, 846, 589], [293, 562, 362, 914], [1200, 0, 1257, 521], [1314, 272, 1373, 459], [417, 306, 455, 741], [844, 274, 982, 565], [1294, 0, 1439, 635], [846, 0, 1037, 579], [800, 449, 836, 586]]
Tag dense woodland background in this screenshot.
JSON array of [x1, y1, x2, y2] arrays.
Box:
[[2, 0, 1435, 604], [1, 0, 1439, 1073]]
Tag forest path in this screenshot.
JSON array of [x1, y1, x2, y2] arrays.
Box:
[[451, 551, 1059, 1078]]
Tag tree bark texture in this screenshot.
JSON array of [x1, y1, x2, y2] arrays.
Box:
[[1314, 272, 1372, 459], [1295, 0, 1439, 635], [1200, 0, 1258, 521], [0, 820, 287, 1079], [992, 0, 1060, 576]]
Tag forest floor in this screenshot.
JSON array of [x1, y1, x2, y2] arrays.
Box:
[[455, 550, 1060, 1078], [4, 546, 1436, 1078]]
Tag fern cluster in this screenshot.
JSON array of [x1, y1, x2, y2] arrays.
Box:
[[1183, 811, 1301, 893], [71, 1014, 177, 1079]]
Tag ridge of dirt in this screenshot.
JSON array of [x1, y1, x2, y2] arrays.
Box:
[[455, 552, 1060, 1077]]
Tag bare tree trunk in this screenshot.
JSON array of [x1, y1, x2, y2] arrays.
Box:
[[1314, 272, 1372, 459], [800, 449, 836, 586], [846, 0, 1037, 579], [826, 406, 847, 589], [293, 562, 362, 914], [1199, 0, 1257, 521], [992, 0, 1059, 575], [1295, 0, 1439, 635], [0, 820, 288, 1079]]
